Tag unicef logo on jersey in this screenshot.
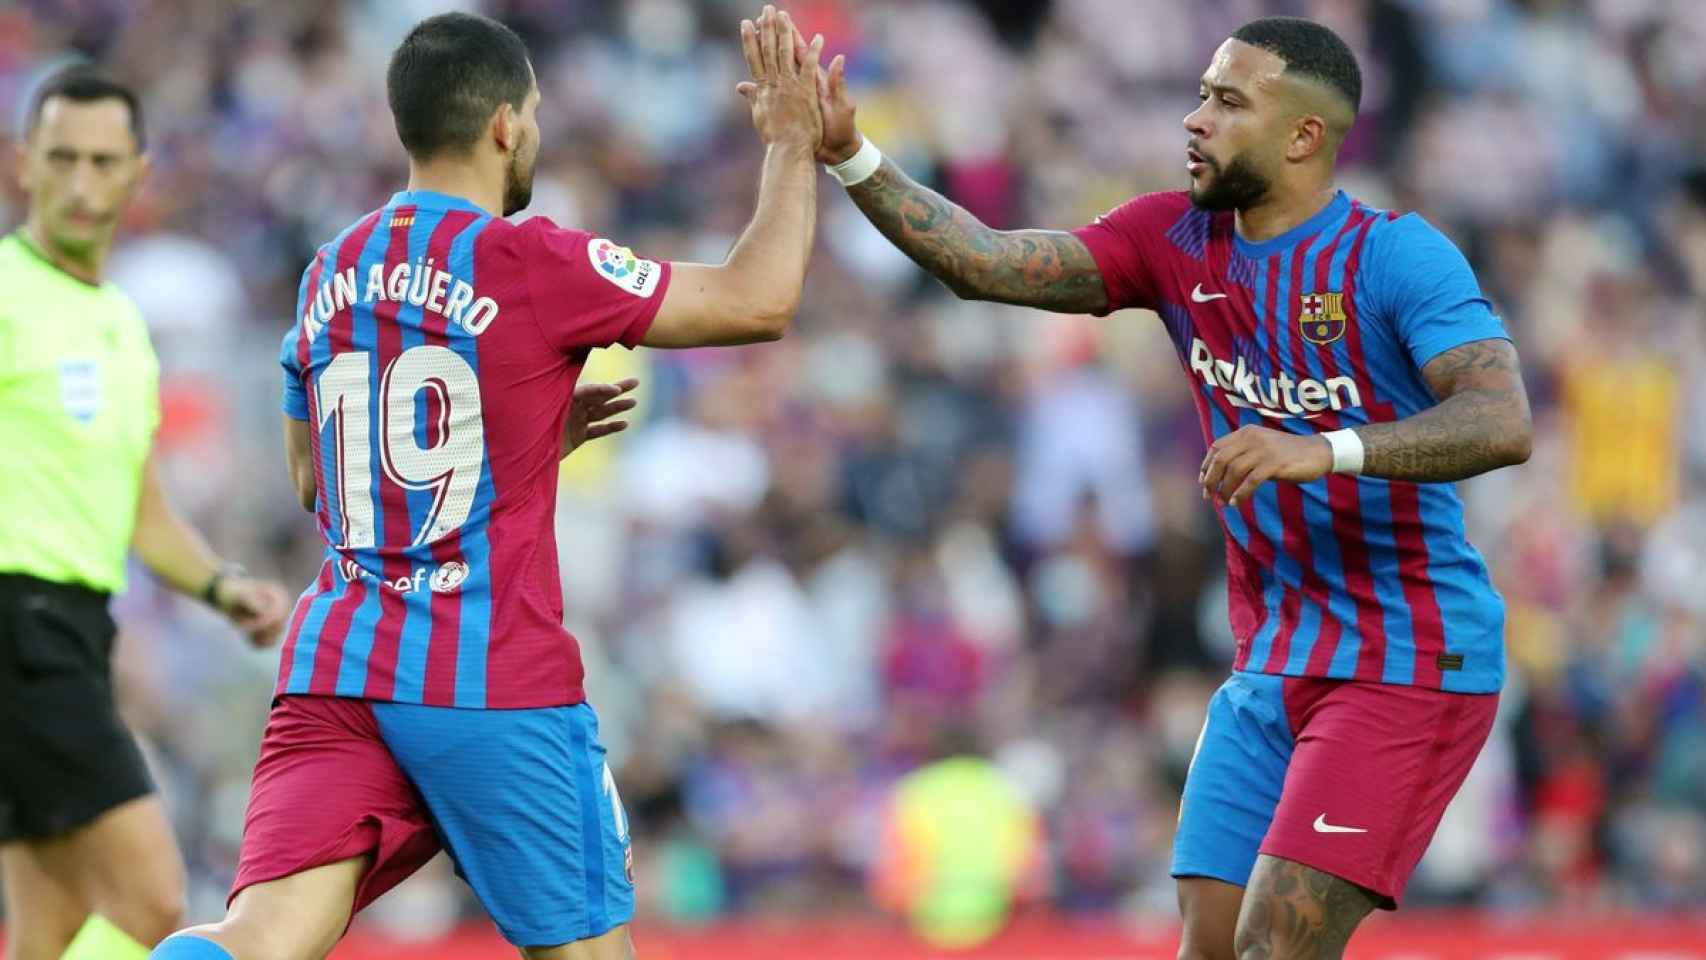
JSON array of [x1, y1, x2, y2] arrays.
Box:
[[429, 561, 469, 594], [333, 556, 470, 595], [337, 555, 364, 583]]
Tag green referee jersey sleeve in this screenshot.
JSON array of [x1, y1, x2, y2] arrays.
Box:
[[0, 233, 160, 593]]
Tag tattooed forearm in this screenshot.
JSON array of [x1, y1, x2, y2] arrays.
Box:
[[845, 158, 1109, 313], [1355, 338, 1532, 483], [1235, 855, 1378, 959]]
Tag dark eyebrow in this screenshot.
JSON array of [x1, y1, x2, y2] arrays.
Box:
[[42, 147, 126, 162], [1200, 80, 1254, 101]]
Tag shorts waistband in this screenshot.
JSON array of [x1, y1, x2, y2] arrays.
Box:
[[0, 571, 112, 608]]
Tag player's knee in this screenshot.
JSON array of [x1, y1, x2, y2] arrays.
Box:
[[131, 863, 189, 943], [1232, 909, 1312, 960], [180, 919, 312, 960], [86, 853, 187, 944], [1178, 941, 1236, 960], [132, 881, 189, 945]]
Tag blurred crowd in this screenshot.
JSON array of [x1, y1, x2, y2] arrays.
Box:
[[3, 0, 1705, 937]]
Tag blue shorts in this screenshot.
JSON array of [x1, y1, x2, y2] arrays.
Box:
[[234, 695, 634, 947], [1174, 671, 1496, 903]]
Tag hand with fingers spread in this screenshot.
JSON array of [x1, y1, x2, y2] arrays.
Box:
[[735, 6, 823, 149], [1198, 425, 1334, 508], [562, 377, 640, 458]]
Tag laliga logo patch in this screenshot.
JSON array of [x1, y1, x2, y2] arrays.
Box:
[[430, 560, 469, 594], [586, 237, 661, 298]]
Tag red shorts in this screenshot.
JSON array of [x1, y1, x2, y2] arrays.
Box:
[[232, 694, 636, 945], [231, 696, 439, 917], [1173, 671, 1499, 904]]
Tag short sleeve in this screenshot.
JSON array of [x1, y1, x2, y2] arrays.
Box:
[[518, 218, 673, 354], [280, 326, 309, 420], [1370, 214, 1509, 369], [1069, 192, 1187, 316]]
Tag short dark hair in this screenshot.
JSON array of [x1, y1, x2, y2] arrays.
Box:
[[27, 65, 145, 149], [1231, 17, 1362, 116], [386, 12, 534, 159]]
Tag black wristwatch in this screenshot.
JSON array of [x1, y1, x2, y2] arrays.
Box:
[[201, 563, 248, 606]]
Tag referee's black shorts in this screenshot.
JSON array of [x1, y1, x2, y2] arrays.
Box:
[[0, 572, 154, 842]]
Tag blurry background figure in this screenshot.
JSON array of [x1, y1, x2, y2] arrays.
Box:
[[870, 731, 1040, 948]]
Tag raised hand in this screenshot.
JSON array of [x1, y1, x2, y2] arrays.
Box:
[[813, 49, 860, 165], [561, 377, 640, 457], [735, 6, 823, 149]]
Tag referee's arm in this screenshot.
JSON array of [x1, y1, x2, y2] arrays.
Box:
[[132, 449, 224, 596], [132, 445, 293, 645]]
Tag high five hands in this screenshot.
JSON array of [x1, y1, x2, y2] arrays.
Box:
[[735, 6, 824, 149]]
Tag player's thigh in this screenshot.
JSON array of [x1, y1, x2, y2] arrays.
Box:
[[519, 924, 635, 960], [180, 856, 367, 960], [1234, 854, 1377, 960], [1, 841, 88, 960], [1176, 876, 1242, 960], [1258, 678, 1497, 905], [376, 700, 635, 950], [229, 696, 441, 923], [39, 794, 185, 927], [1173, 672, 1295, 892]]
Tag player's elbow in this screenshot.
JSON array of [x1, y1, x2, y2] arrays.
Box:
[[1505, 418, 1534, 466], [746, 291, 800, 342], [1498, 405, 1533, 467]]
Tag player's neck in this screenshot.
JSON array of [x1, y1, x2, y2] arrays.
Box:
[[1233, 185, 1339, 246], [405, 160, 502, 217], [20, 217, 106, 285]]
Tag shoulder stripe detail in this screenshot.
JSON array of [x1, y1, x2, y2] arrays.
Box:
[[1165, 206, 1214, 261]]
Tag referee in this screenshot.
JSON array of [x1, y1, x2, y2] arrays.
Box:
[[1, 68, 290, 959]]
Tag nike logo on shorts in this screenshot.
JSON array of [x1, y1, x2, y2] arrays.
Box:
[[1312, 814, 1368, 834], [1191, 283, 1228, 303]]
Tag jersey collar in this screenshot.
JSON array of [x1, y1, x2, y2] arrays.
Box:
[[7, 231, 106, 289], [1232, 190, 1351, 260], [388, 190, 492, 216]]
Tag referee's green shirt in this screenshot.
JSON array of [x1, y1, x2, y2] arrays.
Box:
[[0, 232, 159, 593]]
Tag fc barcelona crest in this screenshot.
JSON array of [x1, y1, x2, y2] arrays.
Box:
[[1299, 291, 1347, 345]]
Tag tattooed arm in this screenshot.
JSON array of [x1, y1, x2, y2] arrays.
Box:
[[844, 159, 1109, 313], [1355, 337, 1532, 482], [1199, 337, 1532, 505], [812, 50, 1107, 313]]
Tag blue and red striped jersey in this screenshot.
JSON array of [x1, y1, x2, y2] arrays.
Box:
[[1074, 191, 1508, 693], [278, 190, 671, 708]]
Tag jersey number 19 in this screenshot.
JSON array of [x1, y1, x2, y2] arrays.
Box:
[[316, 345, 484, 549]]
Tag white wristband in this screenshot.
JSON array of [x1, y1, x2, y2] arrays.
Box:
[[825, 137, 882, 187], [1323, 429, 1365, 475]]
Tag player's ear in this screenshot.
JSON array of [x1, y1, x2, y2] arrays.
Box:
[[1287, 114, 1328, 163], [492, 102, 516, 154]]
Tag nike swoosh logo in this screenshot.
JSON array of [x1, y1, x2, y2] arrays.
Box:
[[1312, 814, 1368, 834], [1191, 283, 1228, 303]]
